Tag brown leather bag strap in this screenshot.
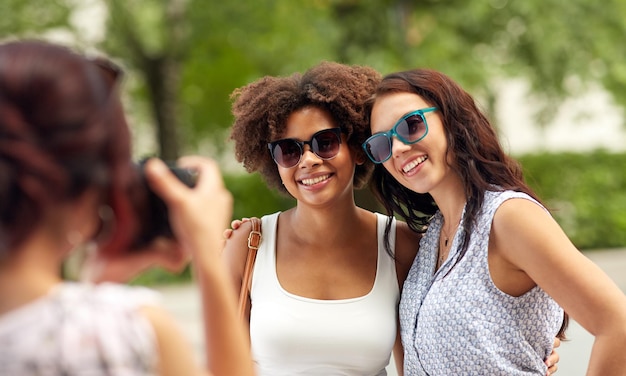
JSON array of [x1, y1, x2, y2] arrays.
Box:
[[238, 217, 262, 320]]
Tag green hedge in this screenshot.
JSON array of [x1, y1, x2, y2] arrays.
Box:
[[225, 152, 626, 251], [224, 172, 295, 221], [519, 150, 626, 250]]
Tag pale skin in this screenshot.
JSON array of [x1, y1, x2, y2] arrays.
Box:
[[0, 157, 254, 376], [222, 106, 561, 375], [370, 91, 626, 375], [221, 106, 420, 375]]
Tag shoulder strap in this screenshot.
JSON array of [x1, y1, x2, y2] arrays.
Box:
[[238, 217, 262, 320]]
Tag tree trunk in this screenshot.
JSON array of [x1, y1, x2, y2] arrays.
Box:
[[107, 0, 188, 161], [144, 56, 181, 161]]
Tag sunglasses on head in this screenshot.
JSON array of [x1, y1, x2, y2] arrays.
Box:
[[268, 128, 343, 168], [88, 56, 123, 91], [362, 107, 437, 164]]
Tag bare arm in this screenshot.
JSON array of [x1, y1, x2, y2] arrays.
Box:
[[393, 220, 421, 287], [492, 198, 626, 376], [391, 220, 419, 376], [392, 316, 405, 376], [144, 157, 255, 376], [140, 305, 207, 376], [221, 219, 256, 326]]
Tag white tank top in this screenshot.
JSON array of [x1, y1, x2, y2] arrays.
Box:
[[249, 212, 399, 376]]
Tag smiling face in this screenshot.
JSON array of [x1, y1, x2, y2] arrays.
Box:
[[370, 92, 453, 195], [275, 106, 358, 207]]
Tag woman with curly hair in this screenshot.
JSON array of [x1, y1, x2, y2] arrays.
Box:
[[224, 61, 421, 375], [364, 68, 626, 375]]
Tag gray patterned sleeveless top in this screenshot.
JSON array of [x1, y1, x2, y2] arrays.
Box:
[[399, 190, 564, 375]]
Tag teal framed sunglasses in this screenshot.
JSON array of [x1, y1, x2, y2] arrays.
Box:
[[362, 107, 437, 163]]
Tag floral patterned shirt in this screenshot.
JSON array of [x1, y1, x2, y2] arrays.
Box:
[[0, 282, 160, 375], [399, 190, 564, 375]]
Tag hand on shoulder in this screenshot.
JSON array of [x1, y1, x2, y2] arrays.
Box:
[[222, 217, 252, 240]]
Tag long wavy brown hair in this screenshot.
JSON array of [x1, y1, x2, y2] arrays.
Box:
[[368, 68, 539, 251], [367, 68, 568, 338]]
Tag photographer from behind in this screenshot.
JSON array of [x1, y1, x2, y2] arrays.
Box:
[[0, 39, 254, 376]]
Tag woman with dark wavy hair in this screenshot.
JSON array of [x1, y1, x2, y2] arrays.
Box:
[[0, 40, 253, 376], [364, 68, 626, 375]]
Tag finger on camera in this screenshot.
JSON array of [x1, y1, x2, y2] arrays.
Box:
[[177, 156, 223, 186], [143, 158, 188, 203], [174, 155, 231, 195]]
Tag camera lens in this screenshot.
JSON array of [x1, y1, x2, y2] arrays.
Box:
[[128, 160, 197, 250]]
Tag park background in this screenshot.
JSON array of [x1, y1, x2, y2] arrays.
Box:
[[4, 1, 626, 375]]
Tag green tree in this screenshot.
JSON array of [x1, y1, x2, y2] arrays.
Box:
[[100, 0, 626, 212], [324, 0, 626, 127], [1, 0, 72, 38], [101, 0, 339, 160], [103, 0, 188, 160], [6, 1, 625, 158]]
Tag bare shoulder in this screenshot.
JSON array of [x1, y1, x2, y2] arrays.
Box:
[[493, 197, 555, 235], [395, 220, 421, 262], [394, 219, 421, 286], [222, 219, 259, 280], [492, 197, 567, 265], [496, 196, 547, 216]]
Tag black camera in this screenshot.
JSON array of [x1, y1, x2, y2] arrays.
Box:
[[129, 160, 198, 250]]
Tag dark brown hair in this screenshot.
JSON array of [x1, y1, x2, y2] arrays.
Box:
[[368, 68, 540, 247], [368, 68, 567, 338], [0, 40, 136, 256], [230, 61, 381, 194]]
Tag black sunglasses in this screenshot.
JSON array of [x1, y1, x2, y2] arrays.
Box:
[[268, 128, 343, 168]]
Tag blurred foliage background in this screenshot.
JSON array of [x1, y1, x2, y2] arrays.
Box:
[[4, 0, 625, 282]]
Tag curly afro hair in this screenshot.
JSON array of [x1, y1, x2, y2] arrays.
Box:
[[230, 61, 381, 194]]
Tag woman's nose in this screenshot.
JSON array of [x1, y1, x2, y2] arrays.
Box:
[[299, 145, 321, 167]]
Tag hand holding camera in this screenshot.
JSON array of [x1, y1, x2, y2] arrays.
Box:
[[130, 159, 200, 250], [142, 156, 233, 257], [82, 156, 233, 283]]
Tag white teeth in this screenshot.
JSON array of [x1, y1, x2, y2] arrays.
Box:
[[301, 174, 330, 186], [403, 156, 428, 173]]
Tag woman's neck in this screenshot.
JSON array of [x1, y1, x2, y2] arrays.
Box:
[[0, 241, 64, 315], [430, 173, 467, 225], [285, 201, 372, 247]]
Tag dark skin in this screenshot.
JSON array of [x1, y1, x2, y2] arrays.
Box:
[[222, 107, 421, 375]]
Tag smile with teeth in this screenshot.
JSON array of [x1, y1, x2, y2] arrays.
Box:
[[300, 174, 331, 186], [403, 156, 428, 173]]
